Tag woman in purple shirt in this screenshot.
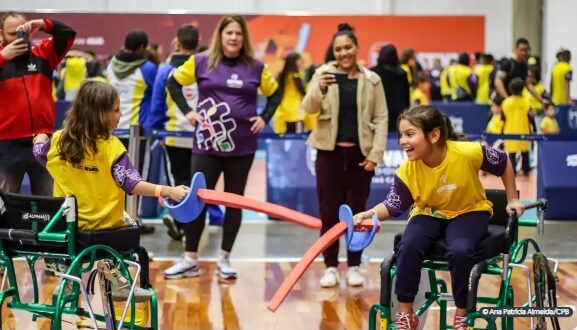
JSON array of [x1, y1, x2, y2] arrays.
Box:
[[164, 15, 281, 280]]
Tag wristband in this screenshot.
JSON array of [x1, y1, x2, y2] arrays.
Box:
[[154, 185, 162, 197]]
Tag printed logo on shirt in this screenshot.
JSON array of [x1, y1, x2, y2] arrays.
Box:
[[195, 97, 237, 152], [183, 86, 196, 101], [437, 173, 457, 195], [72, 164, 100, 173], [226, 73, 243, 89], [566, 154, 577, 167], [27, 63, 37, 72]]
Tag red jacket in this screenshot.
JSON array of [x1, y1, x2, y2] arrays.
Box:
[[0, 19, 75, 140]]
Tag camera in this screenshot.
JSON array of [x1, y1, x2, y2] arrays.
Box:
[[16, 30, 28, 45]]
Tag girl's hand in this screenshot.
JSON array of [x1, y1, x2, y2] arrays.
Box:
[[506, 199, 525, 217], [249, 116, 265, 133], [359, 159, 376, 172], [33, 134, 49, 144], [353, 209, 376, 226], [165, 185, 189, 203]]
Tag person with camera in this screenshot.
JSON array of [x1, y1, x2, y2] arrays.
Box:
[[0, 12, 75, 195], [301, 23, 388, 288]]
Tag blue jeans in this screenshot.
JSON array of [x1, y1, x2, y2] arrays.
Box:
[[0, 139, 52, 195]]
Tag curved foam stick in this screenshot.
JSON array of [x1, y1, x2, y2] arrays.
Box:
[[164, 172, 322, 229], [163, 172, 206, 223], [339, 205, 380, 252], [267, 221, 347, 312], [267, 208, 379, 312]]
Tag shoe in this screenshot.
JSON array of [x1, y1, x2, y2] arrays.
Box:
[[346, 266, 364, 286], [320, 267, 339, 288], [45, 259, 68, 276], [139, 224, 155, 234], [216, 255, 237, 279], [164, 257, 200, 279], [97, 260, 153, 303], [394, 312, 419, 330], [453, 315, 468, 330], [163, 215, 183, 241]]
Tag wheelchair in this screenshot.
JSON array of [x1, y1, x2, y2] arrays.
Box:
[[0, 190, 159, 330], [369, 189, 555, 330]]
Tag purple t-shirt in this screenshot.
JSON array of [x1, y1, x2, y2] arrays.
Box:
[[383, 145, 508, 217], [33, 139, 142, 193], [192, 54, 266, 156]]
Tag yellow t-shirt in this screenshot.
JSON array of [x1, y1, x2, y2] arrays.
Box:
[[447, 64, 474, 100], [410, 88, 429, 106], [401, 64, 413, 86], [63, 57, 87, 93], [395, 140, 493, 220], [274, 72, 305, 134], [551, 61, 572, 105], [47, 130, 130, 231], [486, 114, 504, 134], [522, 82, 544, 115], [540, 116, 560, 135], [502, 96, 532, 153], [475, 64, 494, 104]]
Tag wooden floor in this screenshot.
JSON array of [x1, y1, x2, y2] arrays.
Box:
[[1, 260, 576, 329]]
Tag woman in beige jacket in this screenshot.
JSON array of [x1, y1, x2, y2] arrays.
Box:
[[301, 23, 388, 288]]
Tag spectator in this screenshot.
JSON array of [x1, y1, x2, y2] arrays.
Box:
[[273, 52, 306, 134], [0, 12, 75, 195], [486, 94, 505, 134], [523, 65, 546, 124], [400, 48, 417, 87], [445, 52, 477, 101], [411, 71, 430, 106], [371, 44, 410, 132], [105, 29, 157, 234], [502, 78, 535, 177], [302, 23, 388, 288], [475, 53, 494, 104], [164, 15, 281, 280], [429, 58, 443, 101], [540, 104, 560, 135], [550, 49, 573, 105], [493, 38, 545, 106]]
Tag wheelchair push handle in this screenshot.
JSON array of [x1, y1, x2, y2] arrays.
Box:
[[510, 198, 548, 235], [0, 228, 37, 243]]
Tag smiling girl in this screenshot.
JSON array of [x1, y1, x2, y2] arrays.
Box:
[[353, 105, 524, 330], [302, 23, 388, 288]]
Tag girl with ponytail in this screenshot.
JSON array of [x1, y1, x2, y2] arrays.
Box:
[[353, 105, 524, 330]]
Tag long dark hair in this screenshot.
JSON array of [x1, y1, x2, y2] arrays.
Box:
[[57, 81, 118, 164], [377, 44, 400, 66], [277, 52, 305, 100], [397, 105, 466, 145]]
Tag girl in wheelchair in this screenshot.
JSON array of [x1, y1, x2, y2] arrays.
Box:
[[354, 105, 525, 330], [32, 80, 189, 299]]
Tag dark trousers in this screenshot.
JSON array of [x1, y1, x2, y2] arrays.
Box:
[[0, 139, 52, 195], [508, 152, 530, 175], [184, 153, 254, 252], [315, 146, 374, 268], [165, 146, 193, 230], [395, 212, 490, 308]]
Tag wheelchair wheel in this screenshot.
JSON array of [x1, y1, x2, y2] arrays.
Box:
[[390, 269, 430, 329]]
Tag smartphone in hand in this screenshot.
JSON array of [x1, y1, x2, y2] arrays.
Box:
[[331, 72, 348, 85], [16, 30, 29, 45]]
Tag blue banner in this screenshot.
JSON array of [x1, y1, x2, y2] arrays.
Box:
[[537, 140, 577, 219]]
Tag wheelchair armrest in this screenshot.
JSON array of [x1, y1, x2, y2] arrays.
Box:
[[379, 255, 396, 307], [0, 228, 37, 243]]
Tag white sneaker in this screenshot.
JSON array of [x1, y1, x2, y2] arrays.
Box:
[[320, 267, 340, 288], [347, 266, 364, 286], [217, 255, 237, 279], [164, 257, 200, 279]]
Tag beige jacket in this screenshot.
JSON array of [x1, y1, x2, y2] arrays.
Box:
[[301, 62, 388, 165]]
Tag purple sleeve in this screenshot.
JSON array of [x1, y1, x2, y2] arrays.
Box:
[[111, 152, 143, 194], [480, 145, 508, 176], [468, 73, 478, 91], [566, 71, 572, 82], [383, 174, 414, 217], [32, 140, 52, 167]]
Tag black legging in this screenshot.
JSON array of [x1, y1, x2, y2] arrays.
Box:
[[184, 153, 254, 252]]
